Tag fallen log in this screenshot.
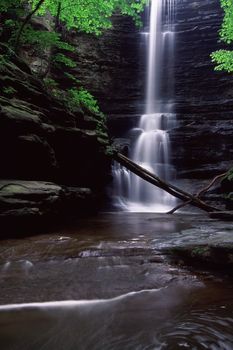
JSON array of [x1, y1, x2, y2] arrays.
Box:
[[113, 151, 221, 213]]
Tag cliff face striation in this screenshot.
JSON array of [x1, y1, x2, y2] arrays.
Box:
[[172, 0, 233, 180], [58, 15, 145, 136], [0, 44, 111, 229], [68, 0, 233, 197]]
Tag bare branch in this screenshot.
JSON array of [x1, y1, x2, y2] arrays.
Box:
[[166, 200, 192, 214], [196, 172, 227, 198]]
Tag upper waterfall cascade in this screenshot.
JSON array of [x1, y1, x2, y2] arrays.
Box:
[[114, 0, 176, 212]]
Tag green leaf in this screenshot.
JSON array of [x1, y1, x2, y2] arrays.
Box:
[[211, 1, 233, 73], [66, 87, 101, 114], [28, 0, 146, 34], [53, 53, 76, 68], [211, 50, 233, 72]]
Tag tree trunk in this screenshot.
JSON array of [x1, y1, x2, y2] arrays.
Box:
[[15, 0, 46, 52], [55, 2, 62, 29], [113, 152, 221, 213], [41, 1, 62, 79]]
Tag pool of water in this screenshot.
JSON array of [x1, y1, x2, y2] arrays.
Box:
[[0, 281, 232, 350], [0, 213, 232, 349]]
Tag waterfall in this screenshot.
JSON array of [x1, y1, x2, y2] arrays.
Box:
[[113, 0, 176, 212]]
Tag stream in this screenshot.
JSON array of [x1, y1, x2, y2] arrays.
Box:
[[0, 213, 233, 349]]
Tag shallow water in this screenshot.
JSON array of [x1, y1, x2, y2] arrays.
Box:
[[0, 282, 233, 350], [0, 213, 233, 349]]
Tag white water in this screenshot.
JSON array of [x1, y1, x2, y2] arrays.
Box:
[[146, 0, 162, 114], [114, 0, 176, 212], [0, 288, 164, 311]]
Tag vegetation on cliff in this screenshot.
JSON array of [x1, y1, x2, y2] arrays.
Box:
[[27, 0, 146, 34], [0, 0, 146, 119], [211, 0, 233, 72], [210, 0, 233, 203]]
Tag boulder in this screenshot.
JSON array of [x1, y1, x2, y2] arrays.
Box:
[[0, 180, 95, 233], [0, 180, 64, 218]]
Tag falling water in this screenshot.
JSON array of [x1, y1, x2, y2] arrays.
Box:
[[114, 0, 176, 212]]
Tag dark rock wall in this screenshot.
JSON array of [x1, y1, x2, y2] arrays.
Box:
[[70, 0, 233, 184], [65, 15, 145, 136], [71, 15, 144, 116], [0, 44, 110, 189], [175, 0, 224, 108], [0, 44, 110, 225], [173, 0, 233, 179]]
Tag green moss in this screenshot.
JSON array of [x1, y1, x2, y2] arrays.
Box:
[[2, 86, 16, 96], [225, 167, 233, 181], [0, 184, 27, 194], [191, 246, 210, 258]]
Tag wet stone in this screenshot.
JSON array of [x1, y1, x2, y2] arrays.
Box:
[[0, 212, 232, 304]]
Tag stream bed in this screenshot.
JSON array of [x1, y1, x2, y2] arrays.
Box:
[[0, 213, 233, 349]]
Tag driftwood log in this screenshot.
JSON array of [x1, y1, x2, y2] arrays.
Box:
[[113, 152, 222, 214]]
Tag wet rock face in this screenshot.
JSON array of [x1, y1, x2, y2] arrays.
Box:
[[174, 0, 225, 108], [171, 0, 233, 179], [167, 0, 233, 182], [70, 1, 233, 186], [65, 15, 145, 125]]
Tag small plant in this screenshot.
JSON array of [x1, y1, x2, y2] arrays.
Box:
[[0, 0, 22, 13], [220, 168, 233, 204], [0, 51, 14, 72], [191, 246, 210, 257], [66, 87, 101, 114], [225, 167, 233, 181], [2, 86, 17, 96], [21, 27, 75, 51], [0, 54, 6, 65], [43, 77, 59, 95], [223, 192, 233, 200], [1, 10, 22, 44], [27, 28, 76, 69], [64, 72, 81, 85], [211, 0, 233, 73], [211, 50, 233, 72], [53, 53, 76, 68]]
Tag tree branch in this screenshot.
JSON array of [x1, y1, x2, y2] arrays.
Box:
[[166, 200, 192, 214], [195, 172, 227, 198], [167, 172, 228, 214]]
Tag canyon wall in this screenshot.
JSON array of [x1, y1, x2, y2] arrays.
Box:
[[173, 0, 233, 179], [71, 0, 233, 189]]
